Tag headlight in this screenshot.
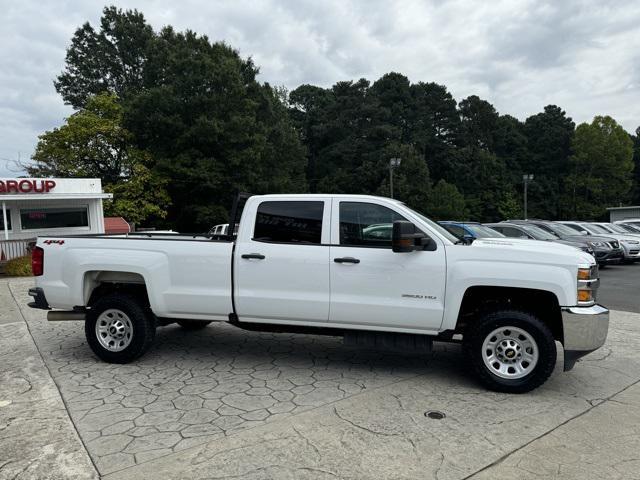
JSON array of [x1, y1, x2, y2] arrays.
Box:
[[622, 240, 640, 245], [577, 266, 598, 305], [589, 241, 609, 248]]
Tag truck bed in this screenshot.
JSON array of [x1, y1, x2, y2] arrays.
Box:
[[36, 233, 235, 320]]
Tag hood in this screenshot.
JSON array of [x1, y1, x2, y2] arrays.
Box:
[[559, 234, 617, 244], [551, 238, 590, 248], [463, 237, 595, 266]]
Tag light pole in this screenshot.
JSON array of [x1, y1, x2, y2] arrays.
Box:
[[389, 157, 401, 198], [523, 174, 534, 219]]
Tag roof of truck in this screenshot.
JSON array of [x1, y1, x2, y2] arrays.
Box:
[[253, 194, 403, 203]]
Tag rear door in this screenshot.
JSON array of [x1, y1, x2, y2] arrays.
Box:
[[234, 198, 331, 323], [328, 199, 446, 331]]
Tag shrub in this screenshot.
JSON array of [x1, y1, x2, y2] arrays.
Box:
[[4, 255, 32, 277]]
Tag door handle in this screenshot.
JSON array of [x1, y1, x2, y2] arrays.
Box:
[[241, 253, 265, 260], [334, 257, 360, 264]]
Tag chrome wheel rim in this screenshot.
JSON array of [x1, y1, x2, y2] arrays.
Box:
[[95, 309, 133, 352], [481, 326, 539, 379]]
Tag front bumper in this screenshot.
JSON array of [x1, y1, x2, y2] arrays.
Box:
[[621, 244, 640, 260], [561, 304, 609, 371], [594, 248, 624, 264]]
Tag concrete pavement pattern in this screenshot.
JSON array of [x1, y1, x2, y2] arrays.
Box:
[[1, 277, 639, 479], [0, 282, 97, 479]]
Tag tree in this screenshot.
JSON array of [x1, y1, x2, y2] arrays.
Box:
[[408, 82, 460, 182], [55, 9, 307, 231], [426, 180, 468, 220], [567, 116, 634, 219], [104, 162, 171, 224], [123, 27, 307, 230], [29, 92, 170, 224], [458, 95, 499, 151], [524, 106, 575, 218], [55, 6, 154, 109], [30, 92, 141, 184]]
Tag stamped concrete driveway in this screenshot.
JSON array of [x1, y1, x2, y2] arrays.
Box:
[[1, 276, 640, 479]]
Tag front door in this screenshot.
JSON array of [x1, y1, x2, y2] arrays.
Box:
[[329, 199, 446, 331], [235, 198, 331, 323]]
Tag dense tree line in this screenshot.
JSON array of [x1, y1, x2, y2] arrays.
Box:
[[29, 7, 637, 230]]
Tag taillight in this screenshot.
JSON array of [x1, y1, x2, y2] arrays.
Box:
[[32, 246, 44, 276]]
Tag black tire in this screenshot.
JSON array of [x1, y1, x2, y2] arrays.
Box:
[[177, 320, 212, 330], [85, 293, 156, 364], [463, 310, 557, 393]]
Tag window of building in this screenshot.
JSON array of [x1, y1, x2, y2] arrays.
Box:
[[20, 207, 89, 230], [0, 209, 11, 231], [254, 201, 324, 244], [339, 202, 409, 247]]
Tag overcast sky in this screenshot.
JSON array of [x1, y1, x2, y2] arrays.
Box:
[[1, 0, 639, 176]]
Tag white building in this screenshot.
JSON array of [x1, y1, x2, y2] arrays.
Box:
[[0, 178, 112, 260], [607, 205, 640, 222]]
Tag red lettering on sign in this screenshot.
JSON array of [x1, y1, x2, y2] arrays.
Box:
[[0, 179, 57, 194], [18, 180, 33, 192]]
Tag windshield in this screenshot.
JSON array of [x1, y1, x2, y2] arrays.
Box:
[[584, 224, 609, 234], [547, 222, 579, 236], [467, 224, 505, 238], [607, 224, 631, 234], [402, 206, 459, 243], [620, 224, 640, 233], [519, 224, 558, 240]]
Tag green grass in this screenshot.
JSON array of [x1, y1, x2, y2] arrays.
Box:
[[4, 255, 33, 277]]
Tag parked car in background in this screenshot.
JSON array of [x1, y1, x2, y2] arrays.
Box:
[[516, 220, 623, 266], [593, 222, 640, 239], [614, 218, 640, 230], [615, 223, 640, 234], [485, 222, 595, 257], [559, 222, 640, 263], [438, 221, 505, 242]]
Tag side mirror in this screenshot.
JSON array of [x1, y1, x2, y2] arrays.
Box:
[[462, 234, 475, 245], [392, 220, 434, 252]]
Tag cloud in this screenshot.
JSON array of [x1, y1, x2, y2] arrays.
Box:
[[1, 0, 639, 176]]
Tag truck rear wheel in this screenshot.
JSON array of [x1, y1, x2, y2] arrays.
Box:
[[177, 320, 212, 330], [85, 293, 156, 364], [464, 310, 557, 393]]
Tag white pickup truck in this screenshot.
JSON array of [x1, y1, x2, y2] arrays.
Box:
[[28, 194, 609, 393]]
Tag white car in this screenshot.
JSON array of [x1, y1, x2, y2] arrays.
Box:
[[28, 194, 608, 393], [560, 221, 640, 263]]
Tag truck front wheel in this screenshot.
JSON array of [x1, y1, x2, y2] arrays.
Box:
[[85, 293, 156, 363], [464, 310, 557, 393]]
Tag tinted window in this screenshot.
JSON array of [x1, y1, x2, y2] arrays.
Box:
[[520, 224, 557, 240], [254, 201, 323, 244], [442, 224, 465, 238], [0, 209, 11, 230], [496, 226, 529, 238], [467, 224, 505, 238], [340, 202, 408, 247], [20, 207, 88, 230]]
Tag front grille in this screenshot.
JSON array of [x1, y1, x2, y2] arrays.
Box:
[[610, 241, 619, 249], [630, 250, 640, 255]]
